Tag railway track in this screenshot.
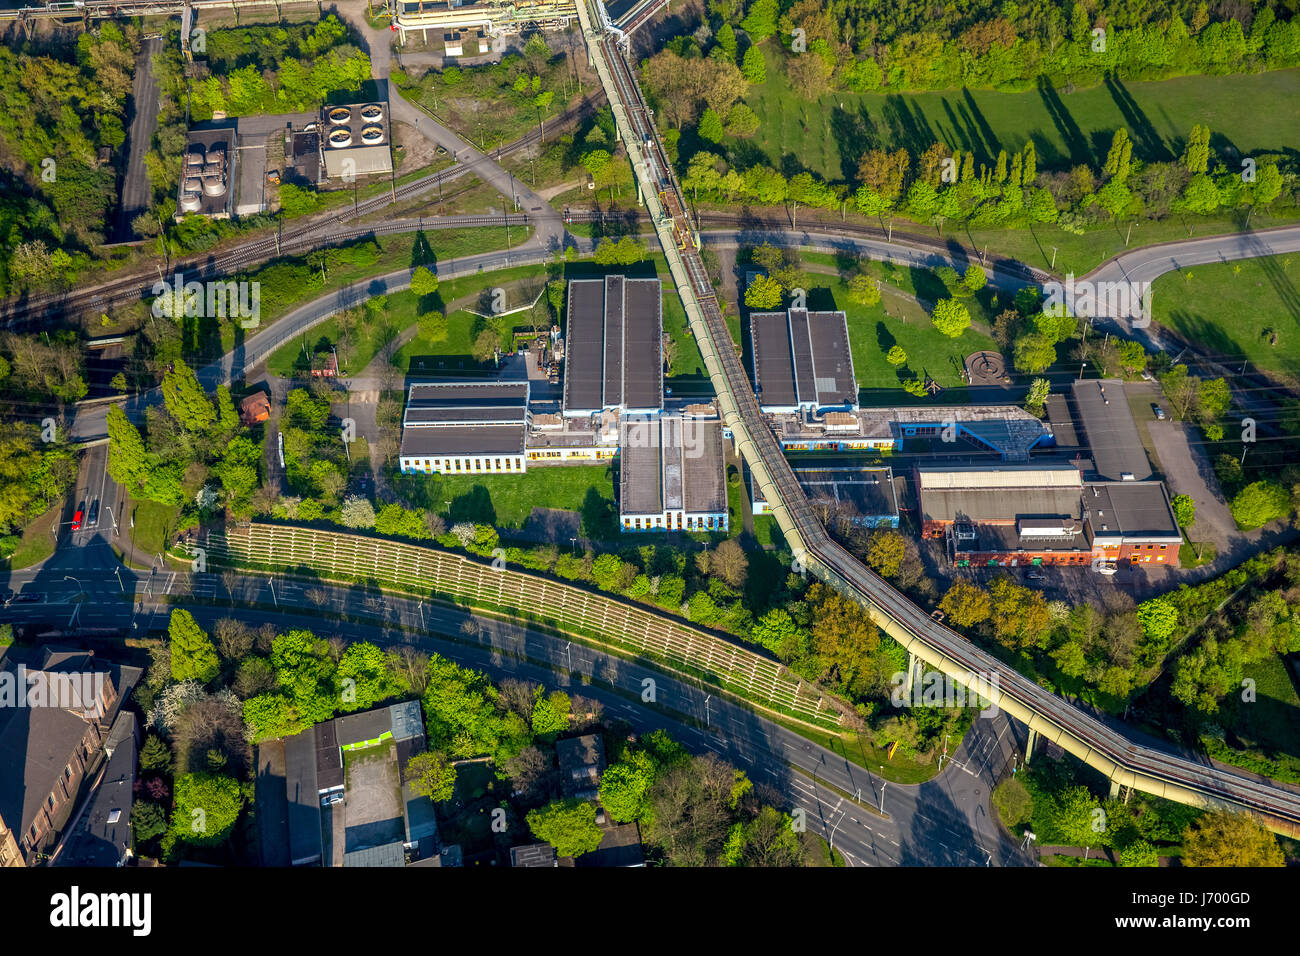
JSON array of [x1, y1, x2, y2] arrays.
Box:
[[592, 21, 1300, 833], [0, 97, 600, 325]]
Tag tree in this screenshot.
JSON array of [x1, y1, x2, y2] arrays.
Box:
[[472, 328, 500, 363], [1053, 786, 1104, 847], [886, 345, 907, 366], [418, 310, 448, 343], [740, 0, 779, 42], [169, 609, 220, 683], [1135, 598, 1179, 645], [140, 733, 174, 773], [530, 688, 571, 737], [1229, 481, 1291, 530], [988, 579, 1051, 650], [1025, 377, 1051, 413], [1013, 332, 1056, 374], [864, 530, 905, 578], [698, 107, 724, 143], [527, 798, 604, 857], [410, 266, 438, 296], [599, 749, 658, 822], [847, 273, 882, 307], [715, 21, 738, 61], [962, 265, 987, 294], [106, 404, 149, 490], [171, 772, 244, 846], [1182, 811, 1284, 867], [931, 298, 971, 338], [740, 45, 766, 83], [712, 538, 749, 588], [1119, 839, 1159, 867], [340, 495, 376, 529], [407, 751, 457, 802], [744, 274, 783, 310], [1171, 493, 1196, 529], [131, 801, 168, 843], [161, 359, 216, 434], [939, 579, 991, 628], [992, 777, 1033, 827]]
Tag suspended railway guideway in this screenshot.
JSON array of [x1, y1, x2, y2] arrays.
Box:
[[575, 0, 1300, 838]]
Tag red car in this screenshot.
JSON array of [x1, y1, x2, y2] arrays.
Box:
[[71, 507, 84, 531]]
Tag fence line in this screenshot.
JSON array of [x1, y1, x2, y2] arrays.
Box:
[[204, 523, 848, 731]]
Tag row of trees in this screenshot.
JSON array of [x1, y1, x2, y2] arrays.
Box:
[[735, 0, 1300, 95], [187, 16, 371, 118], [107, 359, 259, 517]]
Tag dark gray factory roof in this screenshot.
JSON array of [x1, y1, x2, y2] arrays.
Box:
[[620, 416, 726, 517], [920, 487, 1084, 524], [1070, 379, 1152, 481], [750, 309, 857, 410], [563, 276, 663, 414], [795, 467, 900, 518], [1085, 482, 1181, 539], [400, 424, 525, 457]]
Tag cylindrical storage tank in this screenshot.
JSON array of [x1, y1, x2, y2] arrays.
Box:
[[179, 190, 202, 212], [328, 128, 353, 148], [360, 103, 383, 123], [202, 174, 226, 197], [360, 125, 384, 145], [185, 149, 205, 167], [328, 106, 351, 125]]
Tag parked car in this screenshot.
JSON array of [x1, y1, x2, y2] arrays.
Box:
[[71, 505, 84, 531], [87, 500, 100, 528], [1152, 404, 1166, 420]]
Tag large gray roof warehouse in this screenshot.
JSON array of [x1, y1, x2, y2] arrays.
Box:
[[399, 381, 529, 460], [563, 275, 663, 415], [1069, 379, 1152, 481], [750, 309, 857, 412]]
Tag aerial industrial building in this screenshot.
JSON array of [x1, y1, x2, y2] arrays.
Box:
[[562, 275, 663, 417], [620, 414, 728, 532], [398, 381, 530, 475], [749, 308, 857, 414]]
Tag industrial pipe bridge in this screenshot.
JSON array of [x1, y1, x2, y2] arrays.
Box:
[[572, 0, 1300, 838]]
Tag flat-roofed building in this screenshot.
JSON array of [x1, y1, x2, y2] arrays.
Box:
[[752, 465, 900, 527], [750, 309, 857, 413], [1070, 379, 1152, 481], [399, 381, 530, 475], [620, 414, 728, 532], [916, 463, 1085, 537], [1085, 481, 1182, 566], [563, 275, 663, 417]]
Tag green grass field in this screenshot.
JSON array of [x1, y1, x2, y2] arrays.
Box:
[[791, 255, 999, 392], [431, 465, 616, 528], [128, 500, 181, 563], [1232, 654, 1300, 759], [1, 501, 60, 571], [1151, 254, 1300, 385], [743, 49, 1300, 184], [267, 299, 412, 377]]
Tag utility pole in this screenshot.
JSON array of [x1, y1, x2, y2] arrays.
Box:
[[1050, 246, 1057, 270]]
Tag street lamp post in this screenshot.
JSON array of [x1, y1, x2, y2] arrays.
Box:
[[63, 575, 84, 630], [704, 694, 711, 728], [566, 641, 572, 671]]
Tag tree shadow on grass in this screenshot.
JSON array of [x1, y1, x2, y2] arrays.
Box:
[[448, 484, 497, 524]]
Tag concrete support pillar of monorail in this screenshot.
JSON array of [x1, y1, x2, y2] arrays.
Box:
[[1108, 778, 1121, 800], [1025, 727, 1038, 764], [904, 650, 922, 700]]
